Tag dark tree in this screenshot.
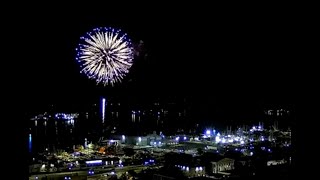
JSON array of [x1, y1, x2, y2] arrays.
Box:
[[123, 148, 135, 157], [197, 148, 204, 155]]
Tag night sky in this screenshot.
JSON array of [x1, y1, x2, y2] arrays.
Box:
[[8, 7, 299, 179], [25, 9, 296, 121]]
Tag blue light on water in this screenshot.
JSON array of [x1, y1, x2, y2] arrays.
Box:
[[102, 98, 106, 123], [29, 134, 32, 153]]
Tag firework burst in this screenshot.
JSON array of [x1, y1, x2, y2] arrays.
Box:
[[75, 27, 134, 86]]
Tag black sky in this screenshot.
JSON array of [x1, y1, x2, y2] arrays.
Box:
[[25, 8, 296, 115]]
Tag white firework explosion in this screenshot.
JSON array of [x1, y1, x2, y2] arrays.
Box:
[[76, 27, 134, 86]]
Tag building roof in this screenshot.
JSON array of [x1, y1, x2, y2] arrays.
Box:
[[217, 158, 235, 163]]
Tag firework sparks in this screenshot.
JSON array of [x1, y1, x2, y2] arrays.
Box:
[[76, 27, 134, 86]]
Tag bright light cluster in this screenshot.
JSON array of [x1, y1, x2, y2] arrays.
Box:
[[176, 165, 190, 172], [249, 125, 263, 132], [55, 113, 79, 120], [31, 113, 79, 121], [76, 27, 134, 86]]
